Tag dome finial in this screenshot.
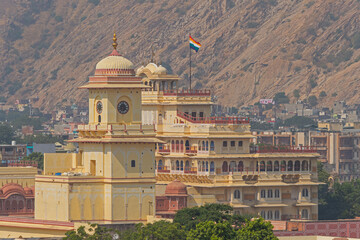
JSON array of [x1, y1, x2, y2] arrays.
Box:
[[112, 32, 118, 50]]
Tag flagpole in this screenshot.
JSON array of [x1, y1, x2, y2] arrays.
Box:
[[189, 38, 192, 91]]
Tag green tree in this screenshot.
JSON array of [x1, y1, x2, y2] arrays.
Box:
[[0, 124, 14, 144], [237, 218, 278, 240], [187, 221, 236, 240], [308, 95, 318, 107], [173, 203, 248, 231], [64, 223, 116, 240], [23, 152, 44, 169], [273, 92, 289, 104], [319, 91, 327, 98], [293, 89, 300, 100], [284, 116, 315, 129], [120, 221, 186, 240]]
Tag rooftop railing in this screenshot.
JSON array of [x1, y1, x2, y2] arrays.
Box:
[[163, 89, 211, 96], [250, 145, 317, 153], [2, 160, 38, 168], [177, 111, 249, 124]]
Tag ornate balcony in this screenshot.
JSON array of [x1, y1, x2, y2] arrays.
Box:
[[177, 111, 249, 124], [250, 145, 317, 153], [163, 89, 211, 96]]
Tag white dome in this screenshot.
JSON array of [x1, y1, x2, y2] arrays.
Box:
[[155, 65, 167, 74], [96, 55, 134, 70]]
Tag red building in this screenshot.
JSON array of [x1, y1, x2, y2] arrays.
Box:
[[0, 183, 34, 216], [156, 180, 188, 218]]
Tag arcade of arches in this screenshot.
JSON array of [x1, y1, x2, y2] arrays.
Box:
[[0, 183, 34, 215]]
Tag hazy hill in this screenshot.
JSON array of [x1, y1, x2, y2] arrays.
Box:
[[1, 0, 360, 110]]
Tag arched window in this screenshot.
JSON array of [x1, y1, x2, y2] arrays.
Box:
[[295, 160, 300, 171], [180, 140, 184, 152], [176, 140, 180, 152], [234, 190, 241, 199], [5, 200, 10, 210], [131, 160, 136, 168], [275, 189, 280, 198], [230, 161, 236, 172], [261, 190, 266, 198], [198, 141, 202, 151], [267, 211, 273, 220], [172, 140, 175, 152], [27, 200, 31, 209], [206, 161, 209, 172], [19, 200, 24, 210], [185, 161, 190, 171], [222, 161, 228, 172], [281, 161, 286, 171], [185, 140, 190, 150], [238, 161, 244, 172], [210, 141, 215, 151], [11, 200, 17, 211], [202, 141, 205, 151], [202, 161, 205, 172], [302, 188, 309, 197], [260, 161, 265, 172], [98, 115, 101, 123], [267, 161, 273, 172], [288, 161, 293, 171], [275, 210, 280, 220], [180, 161, 184, 171], [261, 210, 266, 219], [158, 160, 163, 170], [274, 161, 280, 171], [302, 160, 308, 171], [206, 141, 209, 151], [268, 189, 273, 198], [176, 160, 180, 171], [210, 161, 215, 172], [301, 209, 309, 219]]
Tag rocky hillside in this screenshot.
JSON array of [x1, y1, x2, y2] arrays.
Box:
[[1, 0, 360, 110]]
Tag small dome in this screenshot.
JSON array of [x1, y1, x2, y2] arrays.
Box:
[[165, 179, 187, 196], [155, 65, 167, 74], [136, 66, 145, 75], [96, 55, 134, 71], [145, 62, 158, 73]]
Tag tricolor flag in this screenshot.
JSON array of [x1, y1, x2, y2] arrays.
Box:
[[189, 35, 201, 52]]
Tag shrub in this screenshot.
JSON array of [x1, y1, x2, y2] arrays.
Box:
[[88, 0, 100, 6], [294, 53, 302, 60], [319, 91, 327, 98]]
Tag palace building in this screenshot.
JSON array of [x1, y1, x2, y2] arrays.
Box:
[[25, 32, 320, 230], [35, 34, 161, 224], [137, 62, 321, 221]]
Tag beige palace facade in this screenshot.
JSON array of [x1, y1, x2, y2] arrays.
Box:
[[33, 34, 321, 227], [137, 63, 321, 221], [35, 34, 161, 224]]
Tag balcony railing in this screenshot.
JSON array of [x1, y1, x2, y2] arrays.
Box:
[[177, 111, 249, 124], [157, 166, 170, 173], [1, 160, 38, 168], [163, 89, 211, 96], [158, 148, 170, 154], [250, 145, 317, 153]]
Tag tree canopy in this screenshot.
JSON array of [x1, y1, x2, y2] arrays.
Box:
[[173, 203, 249, 231], [283, 116, 316, 129], [23, 152, 44, 169], [65, 204, 278, 240], [273, 92, 290, 104], [0, 124, 14, 144]]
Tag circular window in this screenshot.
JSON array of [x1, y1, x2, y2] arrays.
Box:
[[96, 101, 103, 114], [117, 101, 129, 114]]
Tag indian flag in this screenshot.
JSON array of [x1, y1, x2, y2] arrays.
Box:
[[189, 35, 201, 52]]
